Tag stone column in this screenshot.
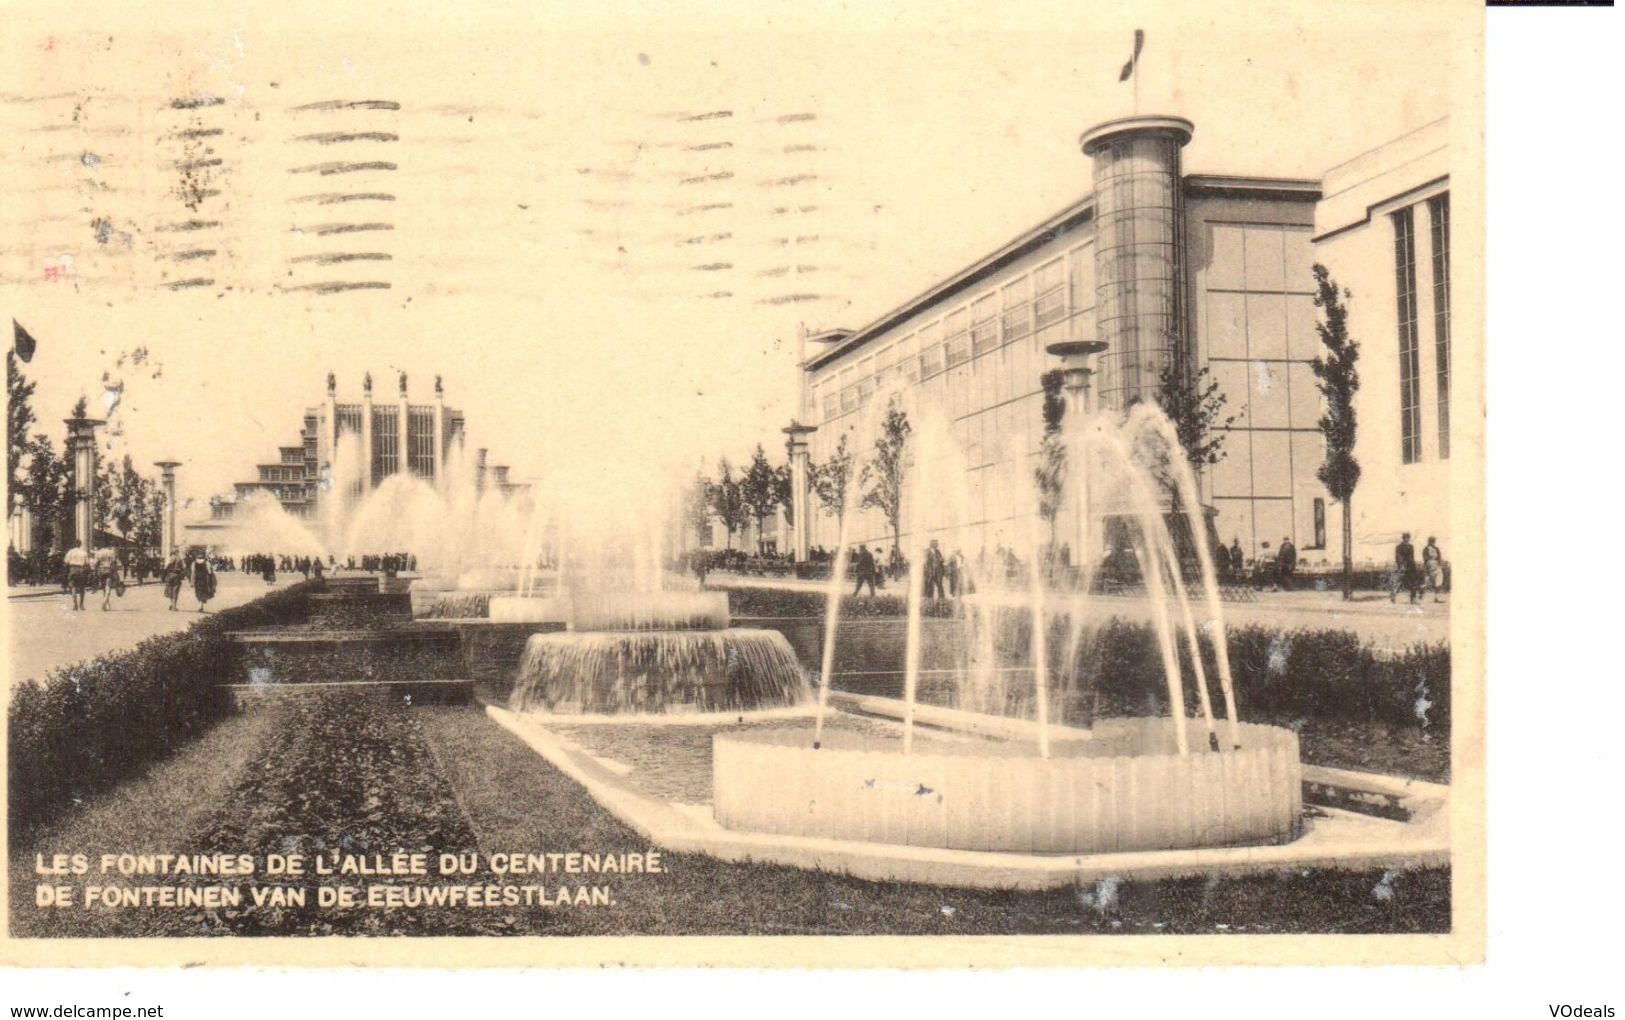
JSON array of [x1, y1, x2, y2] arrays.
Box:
[[361, 371, 374, 488], [782, 421, 817, 562], [432, 375, 445, 491], [397, 371, 410, 478], [1045, 340, 1107, 560], [63, 414, 106, 550], [475, 448, 488, 499], [154, 460, 181, 559]]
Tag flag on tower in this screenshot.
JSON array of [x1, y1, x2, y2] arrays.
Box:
[[13, 320, 37, 362], [1119, 29, 1145, 82]]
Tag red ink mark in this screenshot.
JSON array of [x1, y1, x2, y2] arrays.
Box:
[[42, 37, 56, 52], [43, 266, 62, 281]]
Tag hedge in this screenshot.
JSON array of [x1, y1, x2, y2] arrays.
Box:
[[8, 582, 315, 833], [720, 585, 960, 620], [720, 586, 1451, 734]]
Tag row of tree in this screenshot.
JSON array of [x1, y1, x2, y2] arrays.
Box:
[[8, 352, 167, 564], [679, 262, 1363, 595]]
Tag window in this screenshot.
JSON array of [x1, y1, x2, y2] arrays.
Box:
[[839, 366, 857, 412], [856, 356, 876, 406], [1392, 207, 1423, 464], [408, 407, 436, 480], [1068, 242, 1095, 314], [874, 343, 895, 391], [1000, 277, 1031, 343], [918, 321, 944, 378], [822, 392, 839, 422], [970, 294, 998, 356], [944, 308, 970, 367], [899, 333, 919, 384], [1429, 193, 1451, 460], [1312, 498, 1326, 549], [371, 408, 399, 483], [920, 342, 945, 379], [1033, 258, 1066, 328]]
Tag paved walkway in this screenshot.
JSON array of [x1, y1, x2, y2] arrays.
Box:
[[6, 573, 302, 685], [712, 571, 1450, 651]]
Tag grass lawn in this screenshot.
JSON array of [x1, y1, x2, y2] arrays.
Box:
[[11, 694, 1449, 937]]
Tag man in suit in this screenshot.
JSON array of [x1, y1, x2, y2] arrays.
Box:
[[1277, 536, 1298, 591], [1391, 532, 1420, 604], [852, 546, 877, 597]]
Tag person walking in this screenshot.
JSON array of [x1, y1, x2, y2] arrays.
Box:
[[1229, 538, 1245, 581], [94, 546, 121, 611], [191, 553, 217, 613], [1391, 532, 1420, 604], [162, 551, 186, 610], [1423, 536, 1446, 603], [1276, 536, 1297, 592], [947, 549, 965, 597], [852, 546, 877, 598], [923, 539, 946, 600], [62, 541, 91, 611]]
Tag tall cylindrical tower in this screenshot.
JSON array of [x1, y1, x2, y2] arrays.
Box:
[[1080, 115, 1193, 410]]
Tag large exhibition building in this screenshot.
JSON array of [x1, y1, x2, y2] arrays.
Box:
[[793, 113, 1454, 565], [186, 372, 528, 550]]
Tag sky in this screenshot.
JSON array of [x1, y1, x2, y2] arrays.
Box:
[[1, 0, 1468, 522]]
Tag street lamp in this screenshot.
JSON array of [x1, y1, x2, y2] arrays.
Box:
[[1045, 339, 1109, 565]]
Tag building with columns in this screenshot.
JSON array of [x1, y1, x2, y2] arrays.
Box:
[[789, 113, 1456, 566], [197, 372, 528, 547]]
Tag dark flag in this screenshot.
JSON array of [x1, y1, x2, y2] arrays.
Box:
[[1118, 29, 1145, 82], [13, 319, 37, 362]]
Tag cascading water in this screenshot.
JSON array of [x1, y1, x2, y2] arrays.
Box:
[[713, 388, 1304, 855], [510, 629, 808, 715]]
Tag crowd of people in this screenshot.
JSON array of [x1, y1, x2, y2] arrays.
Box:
[[686, 529, 1448, 604], [54, 541, 219, 613], [8, 542, 434, 614]]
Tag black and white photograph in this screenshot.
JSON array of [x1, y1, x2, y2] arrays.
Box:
[[0, 0, 1521, 981]]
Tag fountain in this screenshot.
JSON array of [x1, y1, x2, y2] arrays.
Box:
[[709, 340, 1303, 854], [505, 548, 808, 715]]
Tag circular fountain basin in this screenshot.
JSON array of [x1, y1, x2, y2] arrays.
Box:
[[487, 590, 729, 630], [712, 718, 1301, 854], [510, 628, 810, 715]]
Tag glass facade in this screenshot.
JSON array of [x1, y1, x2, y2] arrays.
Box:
[[371, 407, 399, 484], [805, 230, 1099, 549], [1091, 135, 1181, 408], [1429, 193, 1451, 460], [1392, 207, 1423, 465], [408, 407, 437, 480]]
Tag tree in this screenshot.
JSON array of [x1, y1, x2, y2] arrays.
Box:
[[860, 402, 912, 553], [1309, 263, 1361, 600], [20, 432, 69, 555], [771, 463, 793, 528], [708, 458, 748, 550], [1153, 358, 1239, 501], [739, 444, 780, 550], [680, 470, 712, 547], [7, 350, 37, 517], [811, 432, 855, 526], [1034, 369, 1067, 548]]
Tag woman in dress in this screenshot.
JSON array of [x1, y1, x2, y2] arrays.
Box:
[[191, 554, 217, 613], [162, 552, 186, 611]]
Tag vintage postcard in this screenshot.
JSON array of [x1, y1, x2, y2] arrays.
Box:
[[2, 0, 1484, 968]]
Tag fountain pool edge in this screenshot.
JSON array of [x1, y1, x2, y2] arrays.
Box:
[[485, 705, 1449, 890], [714, 718, 1303, 854]]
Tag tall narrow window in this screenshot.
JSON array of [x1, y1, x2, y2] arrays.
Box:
[[1392, 207, 1422, 464], [1429, 193, 1451, 460], [1313, 498, 1327, 549]]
